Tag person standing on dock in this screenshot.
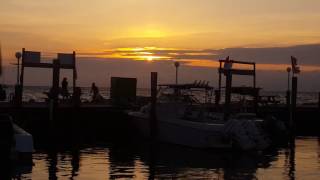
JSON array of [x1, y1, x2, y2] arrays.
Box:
[[61, 77, 70, 100]]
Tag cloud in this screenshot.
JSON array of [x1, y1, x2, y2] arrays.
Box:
[[80, 44, 320, 67]]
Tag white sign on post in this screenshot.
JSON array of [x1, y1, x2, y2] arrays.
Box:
[[58, 53, 74, 65], [23, 51, 41, 64]]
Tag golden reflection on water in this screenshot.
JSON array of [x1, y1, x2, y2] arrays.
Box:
[[10, 137, 320, 180]]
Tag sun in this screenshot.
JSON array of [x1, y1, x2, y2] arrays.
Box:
[[147, 56, 153, 61]]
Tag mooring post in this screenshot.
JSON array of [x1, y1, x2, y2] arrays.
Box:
[[224, 70, 232, 121], [286, 90, 291, 128], [318, 92, 320, 109], [73, 87, 81, 108], [214, 90, 220, 106], [51, 59, 60, 122], [253, 89, 259, 114], [286, 90, 291, 109], [150, 72, 158, 140], [14, 84, 22, 107], [290, 76, 298, 139], [218, 61, 222, 105]]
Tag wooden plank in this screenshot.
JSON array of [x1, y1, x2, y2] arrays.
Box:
[[23, 63, 53, 68], [219, 68, 255, 76], [219, 59, 255, 65], [23, 62, 74, 69]]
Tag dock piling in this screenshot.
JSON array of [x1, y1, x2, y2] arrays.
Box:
[[224, 70, 232, 121], [290, 76, 298, 139], [318, 92, 320, 109], [52, 59, 60, 105], [150, 72, 158, 140], [214, 90, 220, 106], [286, 90, 291, 109]]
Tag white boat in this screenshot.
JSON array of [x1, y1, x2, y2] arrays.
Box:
[[0, 114, 34, 163], [13, 123, 34, 160], [128, 83, 271, 150], [129, 102, 231, 149]]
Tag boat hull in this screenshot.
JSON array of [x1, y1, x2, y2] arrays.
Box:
[[129, 112, 232, 149]]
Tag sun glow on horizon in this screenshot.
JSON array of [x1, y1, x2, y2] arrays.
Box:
[[97, 47, 173, 61]]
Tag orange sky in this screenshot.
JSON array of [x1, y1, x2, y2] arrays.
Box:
[[1, 0, 320, 60], [1, 0, 320, 89]]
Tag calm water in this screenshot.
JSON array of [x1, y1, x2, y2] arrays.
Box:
[[4, 137, 320, 180]]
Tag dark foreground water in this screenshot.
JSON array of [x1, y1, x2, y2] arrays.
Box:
[[3, 137, 320, 180]]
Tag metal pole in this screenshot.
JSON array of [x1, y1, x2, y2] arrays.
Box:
[[15, 52, 22, 85], [175, 66, 178, 84], [17, 58, 20, 84], [174, 62, 180, 85]]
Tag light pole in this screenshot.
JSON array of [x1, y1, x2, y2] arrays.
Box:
[[15, 52, 22, 85], [174, 61, 180, 84]]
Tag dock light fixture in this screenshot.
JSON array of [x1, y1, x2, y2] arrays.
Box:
[[174, 61, 180, 84], [15, 52, 22, 85]]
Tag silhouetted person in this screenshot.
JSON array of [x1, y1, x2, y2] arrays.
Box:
[[90, 83, 103, 102], [61, 77, 70, 100], [0, 84, 6, 101]]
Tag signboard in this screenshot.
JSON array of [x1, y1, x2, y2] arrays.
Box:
[[23, 51, 41, 64], [58, 53, 74, 65]]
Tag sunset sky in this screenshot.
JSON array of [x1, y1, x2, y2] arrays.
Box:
[[1, 0, 320, 90]]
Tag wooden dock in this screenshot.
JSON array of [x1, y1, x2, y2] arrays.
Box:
[[0, 101, 318, 142]]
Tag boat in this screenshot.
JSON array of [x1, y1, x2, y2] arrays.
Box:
[[128, 59, 285, 151], [128, 82, 271, 150], [0, 114, 34, 163]]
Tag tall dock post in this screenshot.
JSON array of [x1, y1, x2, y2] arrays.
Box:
[[214, 90, 220, 106], [148, 72, 159, 180], [224, 70, 232, 121], [318, 92, 320, 109], [286, 90, 291, 109], [150, 72, 158, 140], [51, 59, 60, 122], [286, 90, 291, 129], [290, 76, 298, 139]]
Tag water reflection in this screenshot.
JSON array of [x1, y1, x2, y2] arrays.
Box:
[[7, 137, 320, 179], [70, 148, 80, 179], [109, 144, 135, 179], [284, 140, 296, 180]]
